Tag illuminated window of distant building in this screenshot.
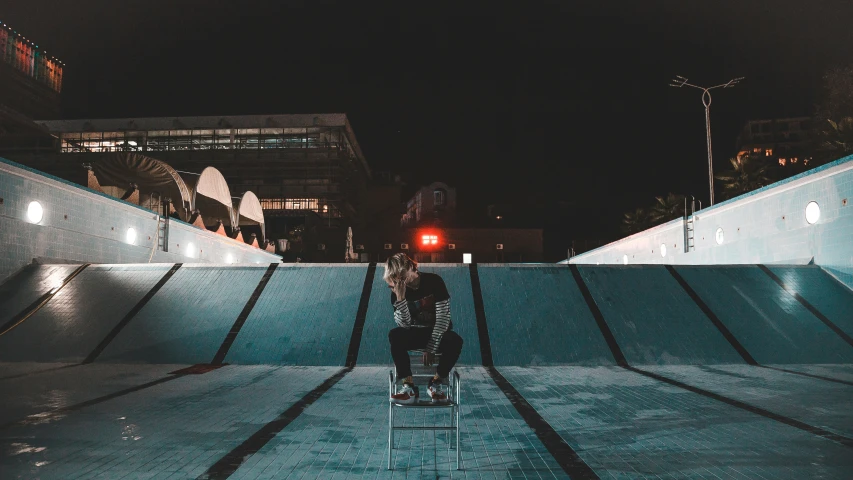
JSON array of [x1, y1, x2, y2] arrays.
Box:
[[804, 158, 810, 165], [765, 148, 773, 156], [753, 147, 762, 153], [422, 234, 438, 245], [778, 158, 787, 166], [434, 189, 446, 206], [791, 157, 798, 163]]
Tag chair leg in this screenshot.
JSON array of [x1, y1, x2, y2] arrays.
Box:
[[387, 405, 393, 469], [455, 412, 460, 469]]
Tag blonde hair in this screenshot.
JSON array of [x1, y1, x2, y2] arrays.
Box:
[[383, 253, 417, 283]]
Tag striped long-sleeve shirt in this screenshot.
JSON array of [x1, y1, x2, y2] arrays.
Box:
[[391, 272, 453, 354]]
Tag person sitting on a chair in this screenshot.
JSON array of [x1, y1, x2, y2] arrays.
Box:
[[385, 253, 463, 404]]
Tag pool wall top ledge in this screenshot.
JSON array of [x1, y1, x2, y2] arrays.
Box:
[[567, 154, 853, 290]]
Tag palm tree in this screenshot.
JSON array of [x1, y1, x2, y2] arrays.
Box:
[[622, 207, 653, 234], [814, 116, 853, 164], [715, 156, 772, 200], [650, 193, 687, 224]]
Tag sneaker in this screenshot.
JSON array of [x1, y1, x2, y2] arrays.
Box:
[[391, 382, 419, 405], [427, 377, 448, 403]]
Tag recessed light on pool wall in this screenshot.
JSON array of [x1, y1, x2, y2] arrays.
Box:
[[26, 201, 43, 224]]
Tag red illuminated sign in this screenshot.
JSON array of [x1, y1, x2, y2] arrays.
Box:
[[422, 234, 438, 245]]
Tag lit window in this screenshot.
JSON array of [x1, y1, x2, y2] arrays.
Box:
[[660, 243, 667, 257], [463, 253, 472, 264], [496, 215, 502, 220], [434, 189, 447, 206], [791, 157, 798, 163], [765, 148, 773, 156], [126, 227, 137, 245], [778, 158, 786, 166], [422, 234, 438, 245], [623, 254, 628, 265], [715, 228, 724, 245], [804, 158, 810, 165], [753, 147, 762, 153]]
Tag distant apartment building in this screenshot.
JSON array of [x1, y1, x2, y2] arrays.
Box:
[[401, 181, 457, 227], [735, 117, 813, 169]]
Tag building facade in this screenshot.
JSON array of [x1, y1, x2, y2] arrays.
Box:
[[0, 21, 62, 120], [735, 117, 813, 171], [401, 181, 457, 227], [5, 114, 372, 243]]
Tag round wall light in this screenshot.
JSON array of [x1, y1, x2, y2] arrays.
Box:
[[623, 254, 628, 265], [26, 201, 44, 224], [225, 253, 234, 264], [126, 227, 137, 245], [660, 243, 667, 257], [186, 242, 195, 258], [715, 227, 724, 245], [805, 201, 820, 224]]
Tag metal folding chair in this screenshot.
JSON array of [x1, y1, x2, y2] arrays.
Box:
[[387, 350, 461, 470]]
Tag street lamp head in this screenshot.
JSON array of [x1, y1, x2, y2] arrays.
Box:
[[669, 75, 688, 87], [723, 76, 745, 88]]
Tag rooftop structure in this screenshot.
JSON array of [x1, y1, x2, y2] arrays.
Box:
[[9, 114, 372, 240], [0, 20, 62, 119]]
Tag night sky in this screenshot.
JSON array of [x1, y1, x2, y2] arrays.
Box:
[[4, 1, 853, 256]]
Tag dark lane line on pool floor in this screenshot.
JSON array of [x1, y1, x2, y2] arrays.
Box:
[[573, 264, 853, 450], [83, 263, 182, 364], [668, 265, 853, 386], [758, 264, 853, 348], [346, 262, 377, 368], [199, 261, 380, 478], [211, 263, 279, 366], [472, 263, 601, 480], [0, 263, 90, 337], [0, 371, 190, 430]]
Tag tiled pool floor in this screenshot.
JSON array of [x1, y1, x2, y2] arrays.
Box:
[[1, 363, 851, 479]]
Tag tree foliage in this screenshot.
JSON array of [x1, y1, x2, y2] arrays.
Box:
[[622, 193, 686, 235], [714, 155, 772, 201], [810, 65, 853, 164], [650, 193, 687, 224], [621, 207, 653, 235]]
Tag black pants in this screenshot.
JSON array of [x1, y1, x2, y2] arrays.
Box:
[[388, 327, 463, 379]]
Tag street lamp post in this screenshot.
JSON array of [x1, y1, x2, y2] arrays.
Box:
[[670, 75, 744, 206]]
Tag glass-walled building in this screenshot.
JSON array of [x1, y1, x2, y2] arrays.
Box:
[[24, 114, 370, 233], [58, 126, 360, 158]]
